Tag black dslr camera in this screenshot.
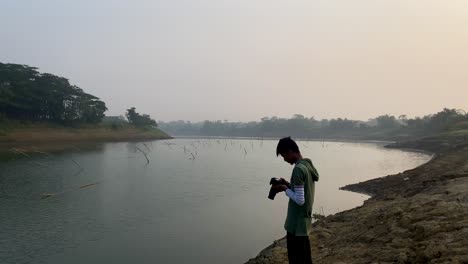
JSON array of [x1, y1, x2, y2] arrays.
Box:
[[268, 178, 291, 200]]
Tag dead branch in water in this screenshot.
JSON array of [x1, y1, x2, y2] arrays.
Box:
[[33, 150, 52, 157], [31, 161, 51, 169], [71, 158, 82, 169], [135, 147, 150, 165], [10, 148, 52, 168], [10, 148, 30, 158], [142, 143, 151, 152], [189, 152, 196, 160], [79, 182, 98, 189], [41, 182, 99, 199]]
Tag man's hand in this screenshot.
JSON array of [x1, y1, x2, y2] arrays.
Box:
[[271, 184, 288, 193], [280, 178, 290, 184], [279, 178, 291, 188]]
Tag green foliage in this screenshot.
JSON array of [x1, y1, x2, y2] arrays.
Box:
[[125, 107, 157, 128], [159, 108, 468, 140], [0, 63, 107, 125], [426, 108, 466, 132], [452, 121, 468, 130], [375, 115, 400, 129], [327, 118, 358, 130], [102, 115, 128, 130]]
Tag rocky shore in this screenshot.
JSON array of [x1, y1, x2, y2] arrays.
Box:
[[246, 139, 468, 263]]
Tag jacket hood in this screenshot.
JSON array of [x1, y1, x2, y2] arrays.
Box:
[[297, 158, 319, 182]]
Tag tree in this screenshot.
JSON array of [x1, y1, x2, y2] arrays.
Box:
[[125, 107, 139, 125], [125, 107, 157, 127], [375, 115, 399, 129], [426, 108, 466, 132], [0, 62, 107, 124]]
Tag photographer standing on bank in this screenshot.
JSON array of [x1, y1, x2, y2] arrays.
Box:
[[271, 137, 319, 264]]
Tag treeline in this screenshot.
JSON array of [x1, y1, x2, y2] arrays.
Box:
[[159, 108, 468, 140], [0, 63, 159, 129], [0, 63, 107, 124]]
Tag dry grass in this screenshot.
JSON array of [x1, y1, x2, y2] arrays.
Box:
[[0, 126, 171, 144], [0, 126, 171, 157]]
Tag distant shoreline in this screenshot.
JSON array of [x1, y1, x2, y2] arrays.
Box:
[[173, 135, 394, 143]]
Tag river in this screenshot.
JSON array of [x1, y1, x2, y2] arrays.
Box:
[[0, 139, 431, 264]]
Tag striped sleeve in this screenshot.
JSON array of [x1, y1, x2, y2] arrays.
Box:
[[285, 185, 305, 206]]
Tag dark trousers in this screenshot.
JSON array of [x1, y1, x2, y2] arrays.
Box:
[[286, 232, 313, 264]]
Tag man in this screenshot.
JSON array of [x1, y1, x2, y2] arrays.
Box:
[[272, 137, 319, 264]]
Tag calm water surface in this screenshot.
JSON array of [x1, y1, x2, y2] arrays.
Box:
[[0, 139, 430, 264]]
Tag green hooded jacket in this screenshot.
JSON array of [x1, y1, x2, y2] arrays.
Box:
[[284, 158, 319, 236]]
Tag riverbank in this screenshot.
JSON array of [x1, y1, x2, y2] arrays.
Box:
[[0, 125, 172, 154], [245, 137, 468, 263]]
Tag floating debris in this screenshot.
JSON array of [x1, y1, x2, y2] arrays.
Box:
[[79, 182, 98, 189], [40, 193, 55, 199], [40, 182, 99, 200]]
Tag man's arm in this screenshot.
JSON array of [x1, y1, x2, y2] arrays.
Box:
[[270, 183, 305, 206], [285, 186, 305, 206], [285, 166, 306, 206]]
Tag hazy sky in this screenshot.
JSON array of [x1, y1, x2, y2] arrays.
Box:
[[1, 0, 467, 122]]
